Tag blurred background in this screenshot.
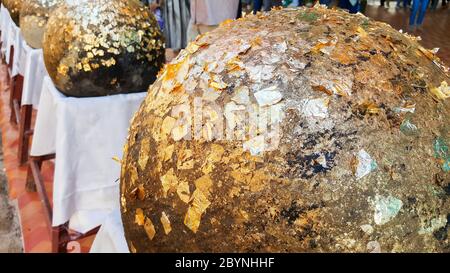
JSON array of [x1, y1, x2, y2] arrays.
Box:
[[143, 0, 449, 63]]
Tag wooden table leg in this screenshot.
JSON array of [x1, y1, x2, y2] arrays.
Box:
[[52, 224, 69, 253], [27, 155, 54, 228], [9, 74, 23, 125], [27, 154, 102, 252], [18, 104, 32, 165]]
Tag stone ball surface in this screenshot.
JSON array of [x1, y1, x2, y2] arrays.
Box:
[[43, 0, 165, 97], [20, 0, 64, 49], [120, 7, 450, 252], [3, 0, 23, 26]]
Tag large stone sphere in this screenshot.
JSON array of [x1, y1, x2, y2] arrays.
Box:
[[120, 7, 450, 252], [3, 0, 23, 26], [42, 0, 165, 97], [20, 0, 64, 49]]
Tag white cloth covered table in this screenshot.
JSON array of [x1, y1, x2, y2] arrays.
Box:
[[90, 209, 129, 253], [0, 4, 10, 54], [20, 41, 47, 108], [0, 7, 22, 77], [30, 76, 146, 233], [10, 28, 23, 77], [0, 5, 12, 60]]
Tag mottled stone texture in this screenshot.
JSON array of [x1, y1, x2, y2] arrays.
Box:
[[121, 7, 450, 253], [43, 0, 165, 97], [20, 0, 64, 49], [3, 0, 23, 26]]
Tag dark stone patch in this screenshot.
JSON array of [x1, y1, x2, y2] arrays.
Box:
[[286, 129, 357, 179], [280, 200, 323, 225]]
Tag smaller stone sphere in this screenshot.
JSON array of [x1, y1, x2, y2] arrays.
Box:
[[43, 0, 165, 97], [3, 0, 23, 26], [20, 0, 64, 49]]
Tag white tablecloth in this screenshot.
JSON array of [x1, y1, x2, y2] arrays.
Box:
[[10, 28, 23, 77], [30, 76, 146, 232], [0, 7, 21, 77], [90, 209, 129, 253], [0, 5, 8, 49], [20, 41, 46, 108], [0, 5, 11, 59]]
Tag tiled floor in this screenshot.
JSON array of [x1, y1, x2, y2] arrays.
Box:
[[365, 1, 450, 65], [0, 63, 94, 253]]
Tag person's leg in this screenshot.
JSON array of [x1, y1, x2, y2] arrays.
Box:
[[349, 1, 359, 13], [263, 0, 272, 11], [319, 0, 332, 6], [409, 0, 419, 26], [416, 0, 430, 25], [237, 0, 242, 18], [431, 0, 438, 9], [253, 0, 262, 14]]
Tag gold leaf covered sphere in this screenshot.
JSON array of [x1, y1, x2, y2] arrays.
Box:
[[20, 0, 64, 49], [42, 0, 165, 97], [120, 7, 450, 252], [3, 0, 23, 26]]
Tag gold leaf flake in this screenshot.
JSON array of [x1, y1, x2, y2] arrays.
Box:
[[129, 165, 138, 186], [186, 41, 209, 54], [209, 144, 225, 162], [130, 184, 145, 201], [160, 168, 178, 197], [184, 206, 203, 233], [164, 56, 190, 86], [226, 57, 244, 73], [220, 19, 234, 26], [161, 116, 176, 136], [121, 196, 127, 212], [138, 138, 150, 170], [249, 169, 267, 192], [177, 181, 191, 203], [356, 26, 367, 38], [312, 85, 333, 96], [240, 210, 249, 220], [418, 46, 435, 61], [191, 189, 211, 214], [135, 208, 145, 226], [161, 144, 174, 162], [177, 149, 194, 170], [144, 217, 156, 240], [359, 101, 381, 114], [57, 64, 69, 76], [83, 64, 91, 72], [112, 156, 121, 163], [137, 184, 145, 200], [194, 175, 213, 196], [251, 36, 262, 47], [430, 81, 450, 100], [160, 212, 172, 235], [130, 242, 137, 253], [184, 189, 211, 233], [209, 79, 228, 90]]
